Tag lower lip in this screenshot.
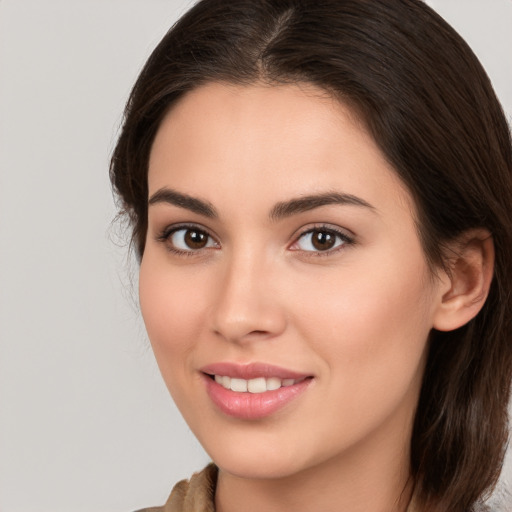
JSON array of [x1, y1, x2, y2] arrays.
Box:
[[203, 375, 312, 420]]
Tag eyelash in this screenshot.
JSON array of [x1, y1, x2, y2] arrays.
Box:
[[156, 223, 219, 257], [290, 224, 354, 257], [155, 223, 354, 257]]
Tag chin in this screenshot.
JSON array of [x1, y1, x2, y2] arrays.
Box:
[[215, 456, 304, 480], [200, 433, 318, 481]]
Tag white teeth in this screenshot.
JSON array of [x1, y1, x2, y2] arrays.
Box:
[[247, 377, 266, 393], [213, 375, 301, 393], [230, 378, 248, 392], [266, 377, 281, 391]]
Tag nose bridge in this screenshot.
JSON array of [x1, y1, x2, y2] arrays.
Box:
[[210, 245, 286, 343]]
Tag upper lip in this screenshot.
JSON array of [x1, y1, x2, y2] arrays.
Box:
[[200, 362, 311, 380]]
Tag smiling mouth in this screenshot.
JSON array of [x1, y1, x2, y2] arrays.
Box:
[[200, 362, 314, 418], [207, 374, 308, 393], [203, 372, 313, 419]]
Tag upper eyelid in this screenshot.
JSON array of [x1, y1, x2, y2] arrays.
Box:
[[291, 223, 355, 241], [157, 222, 217, 240]]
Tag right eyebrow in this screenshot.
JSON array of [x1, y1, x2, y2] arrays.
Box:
[[148, 188, 218, 218]]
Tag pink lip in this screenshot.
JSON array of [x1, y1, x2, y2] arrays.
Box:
[[200, 362, 309, 380], [200, 362, 313, 420]]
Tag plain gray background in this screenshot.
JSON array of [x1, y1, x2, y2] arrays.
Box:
[[0, 1, 511, 511]]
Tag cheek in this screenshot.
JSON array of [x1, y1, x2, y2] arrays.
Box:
[[290, 248, 434, 408], [138, 257, 209, 376]]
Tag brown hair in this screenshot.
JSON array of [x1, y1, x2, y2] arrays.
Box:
[[110, 1, 512, 510]]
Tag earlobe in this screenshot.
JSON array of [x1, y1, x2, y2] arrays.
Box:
[[433, 229, 494, 332]]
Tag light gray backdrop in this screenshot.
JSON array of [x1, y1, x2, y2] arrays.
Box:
[[0, 1, 511, 511]]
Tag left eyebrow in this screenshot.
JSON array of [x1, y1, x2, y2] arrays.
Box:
[[269, 192, 376, 221]]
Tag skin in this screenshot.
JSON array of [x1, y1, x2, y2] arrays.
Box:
[[140, 82, 453, 512]]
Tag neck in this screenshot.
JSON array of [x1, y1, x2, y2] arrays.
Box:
[[215, 417, 415, 512]]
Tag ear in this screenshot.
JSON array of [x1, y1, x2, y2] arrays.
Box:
[[433, 229, 494, 332]]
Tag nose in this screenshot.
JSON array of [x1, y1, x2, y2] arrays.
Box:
[[209, 251, 287, 344]]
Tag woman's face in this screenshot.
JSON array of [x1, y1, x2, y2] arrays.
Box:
[[140, 82, 446, 480]]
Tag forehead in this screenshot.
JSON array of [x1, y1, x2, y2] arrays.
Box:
[[148, 82, 414, 218]]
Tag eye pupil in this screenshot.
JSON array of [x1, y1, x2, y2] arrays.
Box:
[[312, 230, 336, 251], [185, 230, 208, 249]]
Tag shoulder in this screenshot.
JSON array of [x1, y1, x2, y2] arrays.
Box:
[[133, 464, 218, 512]]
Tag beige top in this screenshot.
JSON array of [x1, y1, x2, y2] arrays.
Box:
[[136, 465, 217, 512], [137, 464, 418, 512]]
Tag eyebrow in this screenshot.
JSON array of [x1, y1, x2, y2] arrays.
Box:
[[269, 192, 376, 221], [148, 188, 218, 218], [148, 188, 375, 220]]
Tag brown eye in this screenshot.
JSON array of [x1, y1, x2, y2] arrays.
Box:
[[167, 227, 217, 252], [311, 230, 336, 251], [184, 229, 208, 249], [293, 227, 351, 253]]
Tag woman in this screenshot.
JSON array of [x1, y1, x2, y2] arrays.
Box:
[[110, 0, 512, 510]]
